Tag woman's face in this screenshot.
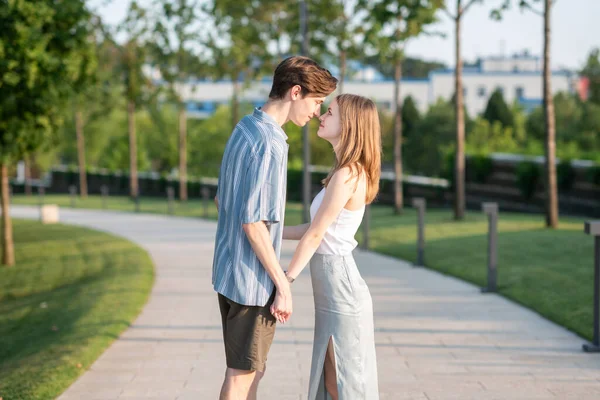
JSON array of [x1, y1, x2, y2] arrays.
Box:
[[317, 99, 341, 144]]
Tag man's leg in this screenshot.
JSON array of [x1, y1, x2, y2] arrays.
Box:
[[247, 364, 266, 400], [218, 292, 276, 400], [220, 368, 256, 400]]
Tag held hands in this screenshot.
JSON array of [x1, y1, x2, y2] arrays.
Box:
[[270, 275, 294, 323]]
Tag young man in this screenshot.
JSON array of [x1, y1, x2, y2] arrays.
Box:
[[212, 56, 338, 400]]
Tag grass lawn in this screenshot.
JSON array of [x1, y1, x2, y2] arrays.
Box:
[[354, 206, 594, 341], [11, 193, 219, 220], [0, 219, 154, 400], [12, 194, 596, 341]]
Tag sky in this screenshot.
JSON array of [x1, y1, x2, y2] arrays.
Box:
[[90, 0, 600, 71]]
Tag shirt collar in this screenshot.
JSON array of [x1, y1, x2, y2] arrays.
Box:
[[253, 108, 288, 140]]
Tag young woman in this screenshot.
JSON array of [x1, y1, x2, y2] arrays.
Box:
[[281, 94, 381, 399]]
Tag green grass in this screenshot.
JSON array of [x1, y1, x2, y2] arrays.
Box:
[[11, 194, 596, 341], [0, 219, 154, 400], [12, 193, 220, 220], [355, 206, 594, 341]]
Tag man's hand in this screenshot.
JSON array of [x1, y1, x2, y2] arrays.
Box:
[[270, 283, 293, 323]]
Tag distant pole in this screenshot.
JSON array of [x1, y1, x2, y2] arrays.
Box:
[[201, 186, 209, 219], [69, 185, 77, 208], [361, 204, 371, 250], [101, 185, 109, 210], [300, 0, 311, 223], [38, 186, 45, 210], [167, 187, 175, 215]]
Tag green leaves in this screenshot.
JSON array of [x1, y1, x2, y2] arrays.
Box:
[[360, 0, 443, 62], [0, 0, 96, 162], [150, 0, 204, 103]]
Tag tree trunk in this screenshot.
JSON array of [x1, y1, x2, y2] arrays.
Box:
[[24, 157, 32, 196], [75, 109, 88, 198], [393, 56, 404, 214], [1, 163, 15, 266], [179, 106, 187, 201], [454, 5, 466, 220], [543, 0, 558, 228], [339, 50, 346, 95], [128, 100, 138, 199]]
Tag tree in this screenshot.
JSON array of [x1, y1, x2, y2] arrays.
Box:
[[322, 0, 363, 94], [0, 0, 96, 266], [526, 93, 579, 142], [581, 48, 600, 105], [119, 2, 152, 199], [359, 0, 443, 213], [258, 0, 346, 65], [493, 0, 558, 227], [483, 88, 514, 128], [151, 0, 205, 201], [384, 96, 421, 173], [207, 0, 275, 130], [72, 22, 120, 198], [402, 95, 421, 139], [442, 0, 496, 220], [406, 99, 455, 176]]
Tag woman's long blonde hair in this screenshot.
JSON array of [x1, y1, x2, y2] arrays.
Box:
[[322, 94, 382, 204]]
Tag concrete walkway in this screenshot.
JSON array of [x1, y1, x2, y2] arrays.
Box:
[[11, 206, 600, 400]]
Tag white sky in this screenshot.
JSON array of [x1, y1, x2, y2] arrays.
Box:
[[89, 0, 599, 71]]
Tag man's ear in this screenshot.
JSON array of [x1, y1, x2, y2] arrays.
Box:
[[290, 85, 302, 100]]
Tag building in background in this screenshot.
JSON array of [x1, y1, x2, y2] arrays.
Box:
[[162, 51, 576, 119]]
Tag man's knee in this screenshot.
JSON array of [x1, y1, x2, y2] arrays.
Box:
[[225, 368, 256, 386], [253, 369, 265, 384]]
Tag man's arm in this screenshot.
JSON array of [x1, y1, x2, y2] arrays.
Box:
[[242, 143, 292, 322], [243, 221, 292, 322]]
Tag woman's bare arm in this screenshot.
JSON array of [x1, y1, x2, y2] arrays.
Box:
[[283, 223, 310, 240], [285, 168, 358, 280]]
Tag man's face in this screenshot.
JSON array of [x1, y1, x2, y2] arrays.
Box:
[[289, 87, 326, 127]]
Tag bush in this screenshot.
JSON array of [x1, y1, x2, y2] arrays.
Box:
[[442, 151, 455, 189], [516, 161, 540, 201], [469, 155, 494, 183], [557, 160, 576, 192], [587, 165, 600, 186], [286, 169, 303, 202]]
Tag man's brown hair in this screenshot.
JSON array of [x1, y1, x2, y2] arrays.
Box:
[[269, 56, 338, 100]]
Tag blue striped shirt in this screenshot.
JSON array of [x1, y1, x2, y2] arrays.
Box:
[[212, 108, 288, 306]]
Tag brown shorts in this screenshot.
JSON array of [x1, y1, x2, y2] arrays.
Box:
[[218, 290, 277, 372]]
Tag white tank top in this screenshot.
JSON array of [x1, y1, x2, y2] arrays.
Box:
[[309, 187, 365, 255]]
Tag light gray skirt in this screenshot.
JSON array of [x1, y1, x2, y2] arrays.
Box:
[[308, 253, 379, 400]]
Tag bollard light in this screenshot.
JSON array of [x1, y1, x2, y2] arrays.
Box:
[[38, 186, 45, 209], [412, 198, 426, 267], [101, 185, 109, 210], [69, 185, 77, 208], [481, 202, 498, 293], [201, 187, 209, 218], [167, 187, 174, 215]]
